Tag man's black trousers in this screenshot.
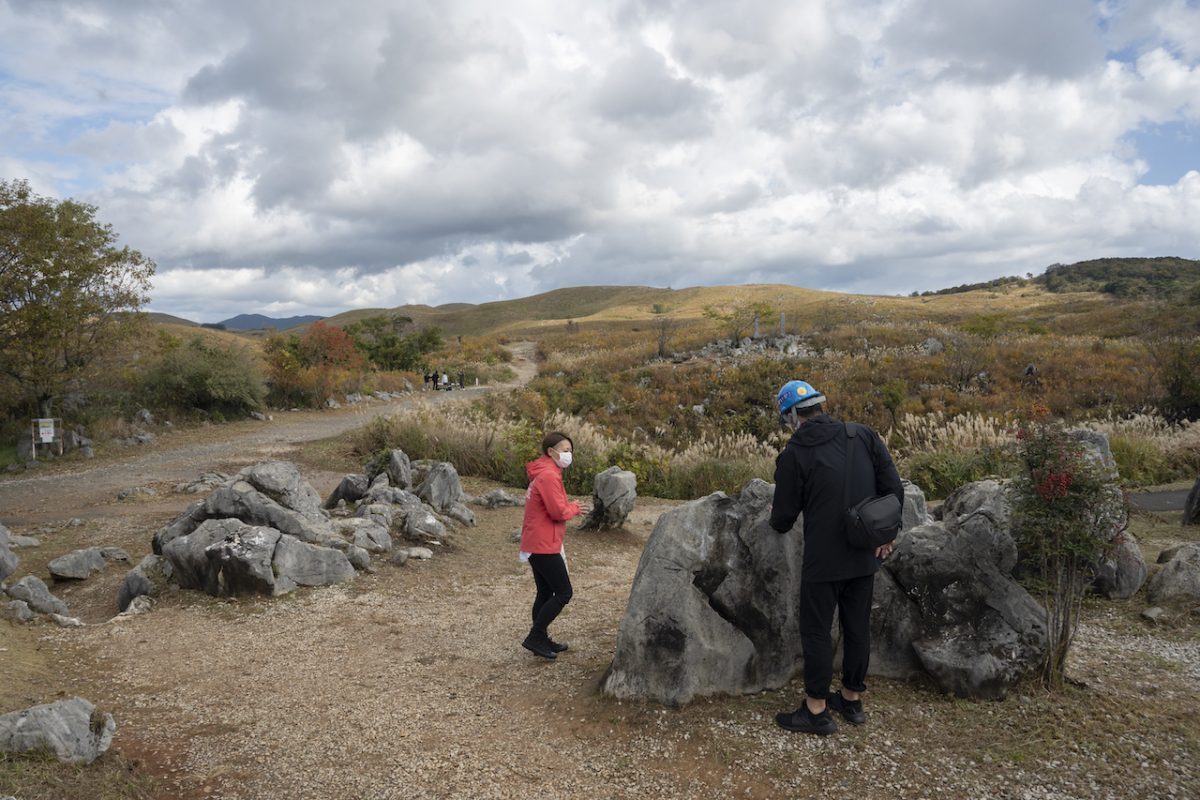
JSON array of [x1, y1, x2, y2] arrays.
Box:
[[799, 573, 874, 699], [528, 553, 573, 635]]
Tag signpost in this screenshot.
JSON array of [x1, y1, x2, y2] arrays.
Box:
[[30, 418, 64, 461]]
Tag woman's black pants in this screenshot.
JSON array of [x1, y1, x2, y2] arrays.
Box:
[[528, 553, 573, 636]]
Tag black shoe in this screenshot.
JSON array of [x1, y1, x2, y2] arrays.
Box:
[[828, 691, 866, 725], [547, 638, 569, 653], [775, 702, 837, 735], [521, 633, 557, 660]]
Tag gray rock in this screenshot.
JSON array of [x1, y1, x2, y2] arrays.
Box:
[[4, 600, 33, 624], [1141, 606, 1164, 623], [389, 549, 410, 567], [1093, 532, 1148, 600], [470, 489, 525, 509], [271, 536, 355, 593], [154, 484, 336, 553], [0, 697, 115, 764], [204, 525, 283, 596], [1146, 543, 1200, 605], [602, 480, 803, 706], [163, 518, 244, 593], [922, 337, 944, 355], [117, 485, 157, 501], [886, 521, 1047, 699], [401, 507, 449, 545], [118, 554, 175, 612], [135, 408, 155, 425], [385, 449, 413, 490], [0, 523, 16, 582], [1185, 477, 1200, 526], [863, 567, 924, 680], [174, 472, 229, 494], [8, 535, 41, 548], [350, 521, 393, 554], [902, 481, 928, 531], [50, 613, 83, 627], [342, 544, 372, 572], [446, 502, 476, 527], [118, 595, 155, 617], [5, 575, 69, 616], [403, 546, 434, 560], [1068, 429, 1118, 477], [48, 548, 107, 581], [354, 502, 395, 531], [1157, 544, 1187, 564], [415, 462, 465, 512], [941, 479, 1011, 535], [581, 467, 637, 531], [325, 397, 342, 409], [232, 461, 328, 521], [324, 474, 370, 509], [99, 547, 130, 562]]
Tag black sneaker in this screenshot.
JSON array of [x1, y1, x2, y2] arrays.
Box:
[[827, 691, 866, 725], [547, 638, 569, 653], [521, 633, 557, 660], [775, 702, 837, 735]]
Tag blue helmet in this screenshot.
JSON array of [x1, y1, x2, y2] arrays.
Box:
[[776, 380, 825, 417]]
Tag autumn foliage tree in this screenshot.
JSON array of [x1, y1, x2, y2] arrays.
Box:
[[264, 321, 365, 407], [0, 178, 154, 417]]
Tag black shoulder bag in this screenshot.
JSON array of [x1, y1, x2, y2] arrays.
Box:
[[842, 423, 902, 549]]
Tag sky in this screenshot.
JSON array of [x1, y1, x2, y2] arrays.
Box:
[[2, 0, 1198, 323]]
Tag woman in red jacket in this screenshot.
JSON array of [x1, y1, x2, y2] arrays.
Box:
[[519, 431, 590, 660]]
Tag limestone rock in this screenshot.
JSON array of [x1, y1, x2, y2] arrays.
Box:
[[48, 548, 107, 581], [385, 449, 413, 491], [324, 474, 370, 509], [446, 502, 476, 527], [204, 525, 283, 596], [401, 507, 449, 545], [232, 461, 328, 521], [1146, 543, 1200, 605], [902, 481, 929, 531], [174, 472, 229, 494], [1185, 477, 1200, 526], [581, 467, 637, 531], [602, 480, 803, 706], [3, 600, 33, 624], [272, 535, 355, 593], [4, 576, 69, 616], [117, 554, 175, 612], [470, 489, 525, 509], [1093, 532, 1148, 600], [0, 697, 115, 764], [415, 462, 464, 512], [403, 546, 434, 560], [1068, 429, 1118, 477], [0, 523, 16, 582]]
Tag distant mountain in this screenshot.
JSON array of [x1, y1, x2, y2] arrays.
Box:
[[217, 314, 325, 331]]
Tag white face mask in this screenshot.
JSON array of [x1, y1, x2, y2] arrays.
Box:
[[555, 450, 573, 468]]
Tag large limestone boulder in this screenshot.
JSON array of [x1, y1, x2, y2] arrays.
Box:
[[162, 518, 242, 593], [939, 479, 1011, 535], [385, 449, 413, 491], [602, 480, 803, 706], [885, 520, 1047, 699], [205, 525, 283, 596], [271, 535, 355, 592], [902, 481, 928, 531], [4, 576, 69, 617], [1093, 532, 1148, 600], [415, 462, 464, 512], [154, 482, 335, 554], [1068, 429, 1118, 477], [580, 467, 637, 531], [232, 461, 328, 521], [0, 697, 115, 764], [1185, 477, 1200, 527], [0, 523, 17, 582], [1147, 543, 1200, 605], [47, 547, 127, 581], [117, 554, 175, 612]]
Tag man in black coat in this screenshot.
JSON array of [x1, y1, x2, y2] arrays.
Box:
[[769, 379, 904, 735]]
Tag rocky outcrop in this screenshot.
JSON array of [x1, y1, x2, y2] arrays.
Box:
[[1147, 543, 1200, 605], [0, 697, 115, 764], [602, 480, 803, 706], [415, 462, 464, 512], [233, 461, 328, 521], [385, 449, 413, 491], [603, 477, 1045, 705], [580, 467, 637, 531]]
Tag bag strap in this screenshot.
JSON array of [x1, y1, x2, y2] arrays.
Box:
[[842, 422, 858, 510]]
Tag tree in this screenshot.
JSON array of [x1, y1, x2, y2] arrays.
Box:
[[0, 179, 154, 416], [344, 315, 441, 371], [702, 300, 774, 345]]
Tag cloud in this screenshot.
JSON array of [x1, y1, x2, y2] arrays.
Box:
[[1, 0, 1198, 321]]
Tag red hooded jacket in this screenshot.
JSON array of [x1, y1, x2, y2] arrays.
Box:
[[519, 454, 582, 554]]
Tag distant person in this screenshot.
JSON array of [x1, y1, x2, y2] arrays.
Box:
[[458, 370, 465, 389], [440, 372, 450, 390], [518, 432, 590, 659], [768, 380, 903, 735]]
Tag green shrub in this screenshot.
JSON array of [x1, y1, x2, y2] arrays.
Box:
[[141, 336, 265, 416], [901, 446, 1017, 499], [1108, 434, 1174, 487]]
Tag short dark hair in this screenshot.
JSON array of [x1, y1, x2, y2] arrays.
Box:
[[541, 431, 573, 455], [796, 403, 823, 419]]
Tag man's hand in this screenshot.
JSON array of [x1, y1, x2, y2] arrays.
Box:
[[875, 541, 895, 560]]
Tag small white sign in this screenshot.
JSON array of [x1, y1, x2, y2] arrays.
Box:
[[36, 418, 55, 443]]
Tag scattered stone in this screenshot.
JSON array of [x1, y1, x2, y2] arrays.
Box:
[[100, 547, 130, 562], [470, 489, 525, 509], [117, 555, 175, 612], [921, 337, 944, 355], [135, 408, 155, 425], [250, 411, 270, 421], [1142, 606, 1164, 624], [902, 481, 929, 530], [50, 614, 83, 628], [4, 576, 69, 616], [389, 549, 409, 567], [117, 485, 158, 501], [3, 600, 33, 624], [0, 523, 16, 582], [401, 507, 449, 545], [0, 697, 115, 764], [118, 595, 155, 617], [509, 528, 522, 543], [7, 535, 41, 549], [404, 547, 434, 561], [350, 521, 393, 554], [445, 502, 476, 527], [325, 398, 343, 409], [174, 472, 229, 494], [580, 467, 637, 531], [1146, 543, 1200, 605], [48, 548, 107, 580]]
